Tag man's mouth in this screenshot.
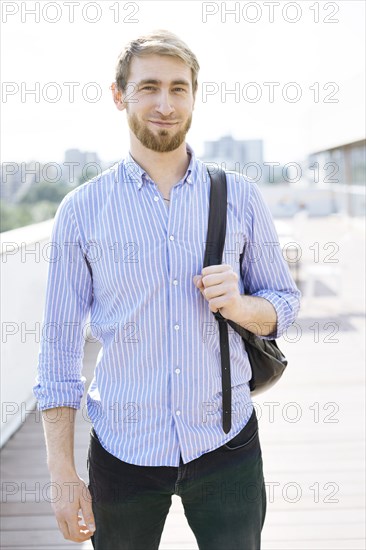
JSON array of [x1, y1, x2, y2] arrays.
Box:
[[148, 120, 178, 128]]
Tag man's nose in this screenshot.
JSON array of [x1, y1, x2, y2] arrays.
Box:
[[155, 92, 175, 117]]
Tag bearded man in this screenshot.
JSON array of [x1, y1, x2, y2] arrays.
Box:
[[34, 29, 300, 550]]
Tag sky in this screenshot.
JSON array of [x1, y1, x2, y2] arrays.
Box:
[[1, 0, 365, 166]]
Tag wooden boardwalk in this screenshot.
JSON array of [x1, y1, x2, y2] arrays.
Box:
[[1, 217, 365, 549]]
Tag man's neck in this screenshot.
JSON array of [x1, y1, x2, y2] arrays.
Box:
[[129, 137, 190, 189]]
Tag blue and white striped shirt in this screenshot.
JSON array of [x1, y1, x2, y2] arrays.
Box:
[[33, 143, 301, 466]]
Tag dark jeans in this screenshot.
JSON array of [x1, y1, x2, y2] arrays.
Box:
[[87, 409, 266, 550]]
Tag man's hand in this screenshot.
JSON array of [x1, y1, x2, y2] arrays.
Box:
[[41, 408, 95, 543], [193, 264, 277, 335], [193, 264, 242, 321], [50, 471, 95, 543]]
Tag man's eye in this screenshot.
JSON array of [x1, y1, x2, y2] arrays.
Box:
[[141, 86, 156, 91], [173, 88, 186, 92]]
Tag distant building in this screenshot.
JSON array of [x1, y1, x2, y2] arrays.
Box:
[[308, 139, 366, 216], [308, 139, 365, 187], [201, 136, 264, 180], [63, 149, 102, 185]]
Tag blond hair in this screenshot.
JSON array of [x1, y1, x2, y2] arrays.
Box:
[[114, 29, 200, 95]]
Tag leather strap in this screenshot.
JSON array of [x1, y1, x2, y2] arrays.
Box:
[[203, 165, 232, 434]]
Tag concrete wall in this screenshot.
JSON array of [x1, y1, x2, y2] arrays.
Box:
[[0, 220, 54, 446]]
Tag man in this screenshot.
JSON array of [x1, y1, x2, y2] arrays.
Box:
[[34, 30, 301, 549]]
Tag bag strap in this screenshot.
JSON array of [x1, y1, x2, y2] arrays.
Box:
[[203, 165, 232, 434]]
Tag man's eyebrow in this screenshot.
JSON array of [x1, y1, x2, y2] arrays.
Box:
[[171, 80, 190, 87], [136, 79, 190, 87]]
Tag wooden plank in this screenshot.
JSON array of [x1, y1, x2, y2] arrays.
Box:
[[0, 529, 88, 546]]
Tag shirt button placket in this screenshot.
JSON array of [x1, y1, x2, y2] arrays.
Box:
[[170, 227, 182, 425]]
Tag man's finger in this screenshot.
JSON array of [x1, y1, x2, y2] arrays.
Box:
[[201, 264, 231, 276], [66, 514, 92, 542], [202, 270, 238, 290], [57, 518, 70, 540], [80, 486, 96, 533]]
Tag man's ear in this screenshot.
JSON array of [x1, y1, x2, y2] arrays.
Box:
[[111, 82, 126, 112]]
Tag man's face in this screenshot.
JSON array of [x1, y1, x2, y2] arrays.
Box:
[[114, 54, 196, 153]]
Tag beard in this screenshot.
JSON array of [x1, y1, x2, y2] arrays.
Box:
[[126, 109, 192, 153]]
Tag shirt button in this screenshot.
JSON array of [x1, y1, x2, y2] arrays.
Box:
[[175, 368, 181, 374], [176, 410, 181, 416], [173, 279, 178, 285], [174, 324, 180, 331], [169, 235, 174, 241], [154, 196, 159, 201]]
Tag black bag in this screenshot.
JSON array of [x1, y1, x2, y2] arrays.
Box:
[[203, 165, 288, 434]]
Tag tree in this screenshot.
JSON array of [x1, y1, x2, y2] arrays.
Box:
[[0, 201, 34, 232], [19, 181, 71, 204]]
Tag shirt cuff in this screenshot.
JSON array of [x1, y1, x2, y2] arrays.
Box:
[[250, 290, 300, 340], [33, 378, 86, 411]]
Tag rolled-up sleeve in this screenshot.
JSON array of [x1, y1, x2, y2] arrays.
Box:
[[241, 180, 301, 339], [33, 194, 93, 410]]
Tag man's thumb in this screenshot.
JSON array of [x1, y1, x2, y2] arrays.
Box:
[[193, 275, 201, 286]]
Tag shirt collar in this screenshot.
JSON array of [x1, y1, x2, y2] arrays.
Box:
[[122, 143, 195, 190]]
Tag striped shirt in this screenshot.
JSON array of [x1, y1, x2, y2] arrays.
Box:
[[33, 143, 301, 466]]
